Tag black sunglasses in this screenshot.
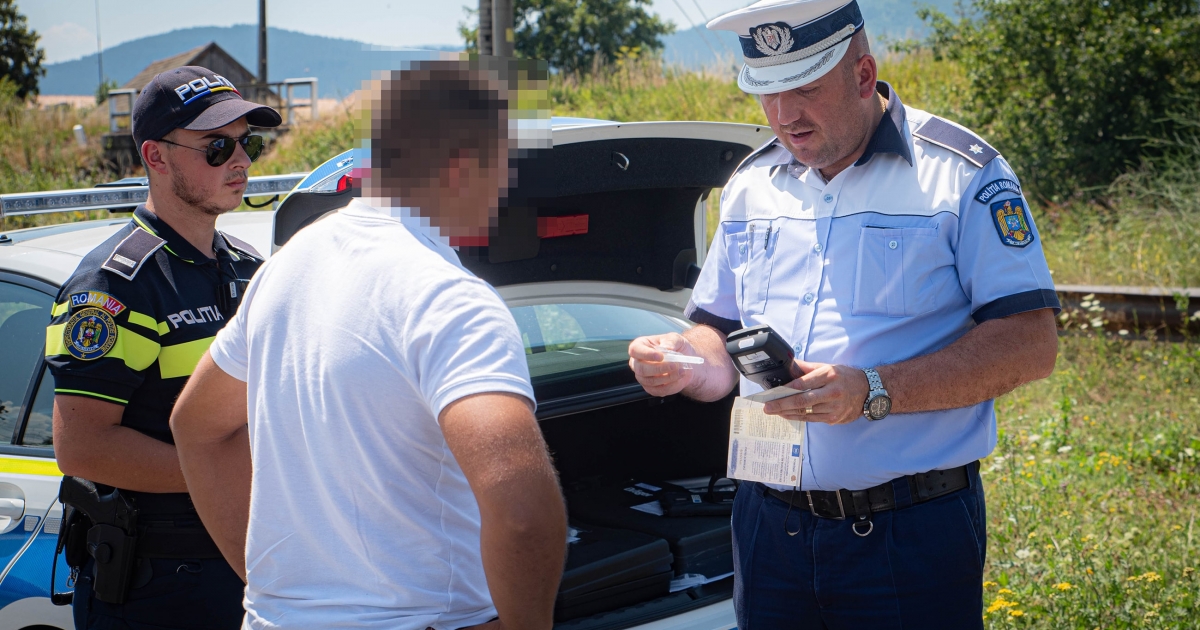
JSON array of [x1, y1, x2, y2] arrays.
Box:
[[159, 135, 265, 166]]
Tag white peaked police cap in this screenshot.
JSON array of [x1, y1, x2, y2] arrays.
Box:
[[708, 0, 865, 95]]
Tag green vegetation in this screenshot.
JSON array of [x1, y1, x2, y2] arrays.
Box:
[[459, 0, 672, 75], [916, 0, 1200, 202], [982, 334, 1200, 627], [0, 0, 45, 99]]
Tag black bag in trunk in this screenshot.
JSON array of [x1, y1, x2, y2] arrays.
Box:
[[556, 522, 674, 621], [565, 482, 733, 578]]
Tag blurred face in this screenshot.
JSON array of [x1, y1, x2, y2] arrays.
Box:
[[400, 140, 511, 242], [157, 119, 252, 216], [759, 51, 877, 172]]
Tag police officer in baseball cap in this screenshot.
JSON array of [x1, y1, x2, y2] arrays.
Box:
[[48, 66, 280, 629]]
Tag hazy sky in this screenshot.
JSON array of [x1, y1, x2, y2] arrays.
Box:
[[24, 0, 754, 64]]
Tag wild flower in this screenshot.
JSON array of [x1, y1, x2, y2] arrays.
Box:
[[1053, 582, 1073, 591]]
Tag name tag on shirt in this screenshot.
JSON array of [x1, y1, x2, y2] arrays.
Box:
[[727, 397, 804, 486]]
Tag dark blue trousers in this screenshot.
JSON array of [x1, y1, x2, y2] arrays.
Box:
[[732, 470, 987, 629], [73, 556, 244, 630]]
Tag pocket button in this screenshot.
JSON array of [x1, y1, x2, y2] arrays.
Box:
[[888, 240, 898, 250]]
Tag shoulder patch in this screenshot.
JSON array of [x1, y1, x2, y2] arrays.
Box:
[[913, 117, 999, 168], [63, 307, 118, 360], [69, 290, 126, 316], [101, 227, 165, 280], [974, 178, 1022, 204], [219, 232, 264, 261], [990, 198, 1035, 248], [732, 137, 783, 176]]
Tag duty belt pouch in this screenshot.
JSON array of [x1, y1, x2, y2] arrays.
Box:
[[59, 505, 92, 569], [86, 523, 138, 604]]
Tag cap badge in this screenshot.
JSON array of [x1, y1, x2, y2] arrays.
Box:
[[173, 74, 240, 106], [753, 23, 794, 56]]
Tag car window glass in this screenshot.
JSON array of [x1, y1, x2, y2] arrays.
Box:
[[510, 304, 687, 382], [20, 365, 54, 447], [0, 282, 52, 442]]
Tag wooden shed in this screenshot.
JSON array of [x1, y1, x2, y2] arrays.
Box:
[[122, 42, 280, 107]]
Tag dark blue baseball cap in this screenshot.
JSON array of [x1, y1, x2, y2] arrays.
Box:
[[132, 65, 283, 147]]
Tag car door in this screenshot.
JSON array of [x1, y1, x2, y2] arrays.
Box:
[[0, 271, 73, 629]]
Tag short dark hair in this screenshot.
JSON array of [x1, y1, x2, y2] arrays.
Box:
[[367, 60, 509, 193]]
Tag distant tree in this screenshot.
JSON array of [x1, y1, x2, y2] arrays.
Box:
[[0, 0, 44, 99], [921, 0, 1200, 201], [95, 78, 118, 105], [460, 0, 674, 74]]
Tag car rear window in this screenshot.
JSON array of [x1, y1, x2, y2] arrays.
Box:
[[510, 304, 687, 389]]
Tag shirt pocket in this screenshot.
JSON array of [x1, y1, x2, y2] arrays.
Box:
[[852, 226, 945, 318], [725, 222, 776, 316]]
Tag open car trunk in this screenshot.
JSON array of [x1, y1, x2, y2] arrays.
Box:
[[271, 121, 767, 629]]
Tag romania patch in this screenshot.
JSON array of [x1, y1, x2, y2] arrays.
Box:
[[64, 307, 117, 361], [991, 198, 1034, 248], [974, 178, 1022, 204], [70, 290, 126, 316]]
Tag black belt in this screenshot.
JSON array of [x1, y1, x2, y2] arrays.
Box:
[[135, 527, 224, 559], [766, 462, 977, 521]]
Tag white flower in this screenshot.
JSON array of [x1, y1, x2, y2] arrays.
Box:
[[1118, 329, 1129, 336], [1058, 445, 1072, 454], [1015, 548, 1033, 559]]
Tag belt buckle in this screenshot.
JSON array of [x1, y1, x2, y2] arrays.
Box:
[[804, 490, 846, 520]]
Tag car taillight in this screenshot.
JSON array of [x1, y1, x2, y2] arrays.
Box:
[[336, 175, 354, 192], [538, 215, 589, 238]]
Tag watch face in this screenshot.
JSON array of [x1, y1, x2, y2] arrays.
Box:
[[867, 395, 891, 420]]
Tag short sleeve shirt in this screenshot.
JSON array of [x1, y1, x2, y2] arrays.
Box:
[[208, 199, 535, 630], [687, 83, 1059, 491]]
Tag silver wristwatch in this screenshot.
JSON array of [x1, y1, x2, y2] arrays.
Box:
[[862, 368, 892, 421]]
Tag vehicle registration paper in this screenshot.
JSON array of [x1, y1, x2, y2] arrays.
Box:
[[726, 397, 804, 486]]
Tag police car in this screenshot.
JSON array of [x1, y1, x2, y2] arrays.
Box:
[[0, 118, 766, 629]]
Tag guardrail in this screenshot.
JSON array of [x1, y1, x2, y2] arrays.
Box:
[[0, 174, 309, 219]]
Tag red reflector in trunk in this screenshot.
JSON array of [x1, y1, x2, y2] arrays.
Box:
[[538, 215, 589, 238]]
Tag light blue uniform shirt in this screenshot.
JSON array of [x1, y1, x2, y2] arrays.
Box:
[[687, 83, 1060, 491]]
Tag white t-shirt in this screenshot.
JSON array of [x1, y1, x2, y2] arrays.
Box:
[[209, 199, 535, 630]]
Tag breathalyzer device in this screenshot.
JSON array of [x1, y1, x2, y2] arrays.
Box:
[[725, 325, 796, 390]]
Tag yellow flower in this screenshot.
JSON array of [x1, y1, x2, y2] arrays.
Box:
[[1009, 610, 1025, 618], [998, 588, 1014, 595], [1027, 532, 1037, 540], [1173, 525, 1183, 531], [986, 597, 1018, 613], [1054, 582, 1072, 591], [983, 581, 998, 589], [1044, 544, 1055, 550], [1086, 568, 1094, 575], [1143, 571, 1162, 582], [1184, 567, 1195, 578]]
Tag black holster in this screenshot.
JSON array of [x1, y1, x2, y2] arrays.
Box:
[[59, 476, 140, 604]]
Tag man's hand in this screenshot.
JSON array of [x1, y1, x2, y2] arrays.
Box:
[[762, 361, 869, 424], [628, 333, 697, 397]]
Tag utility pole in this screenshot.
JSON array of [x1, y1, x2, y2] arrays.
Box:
[[94, 0, 103, 87], [478, 0, 493, 55], [258, 0, 268, 85], [492, 0, 513, 57]]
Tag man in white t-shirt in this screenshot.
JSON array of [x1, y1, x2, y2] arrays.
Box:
[[169, 60, 568, 630]]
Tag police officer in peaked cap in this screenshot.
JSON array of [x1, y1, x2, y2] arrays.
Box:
[[628, 0, 1061, 626], [46, 66, 280, 628]]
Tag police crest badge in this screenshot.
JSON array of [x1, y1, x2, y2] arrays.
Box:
[[991, 198, 1034, 247], [64, 307, 117, 360], [752, 23, 794, 56]]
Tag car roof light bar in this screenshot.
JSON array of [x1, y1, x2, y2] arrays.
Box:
[[0, 173, 309, 219]]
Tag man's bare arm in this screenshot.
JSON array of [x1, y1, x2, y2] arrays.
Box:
[[627, 324, 740, 403], [441, 393, 567, 630], [53, 395, 188, 492], [169, 352, 251, 580], [764, 309, 1059, 422]]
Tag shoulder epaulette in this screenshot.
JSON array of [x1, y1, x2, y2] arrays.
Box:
[[732, 137, 783, 176], [220, 232, 264, 261], [912, 117, 999, 168], [101, 227, 165, 281]]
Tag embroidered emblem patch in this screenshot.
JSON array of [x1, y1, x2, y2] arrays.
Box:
[[975, 179, 1022, 204], [69, 291, 126, 316], [991, 198, 1034, 247], [64, 307, 117, 361], [752, 23, 794, 56]]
